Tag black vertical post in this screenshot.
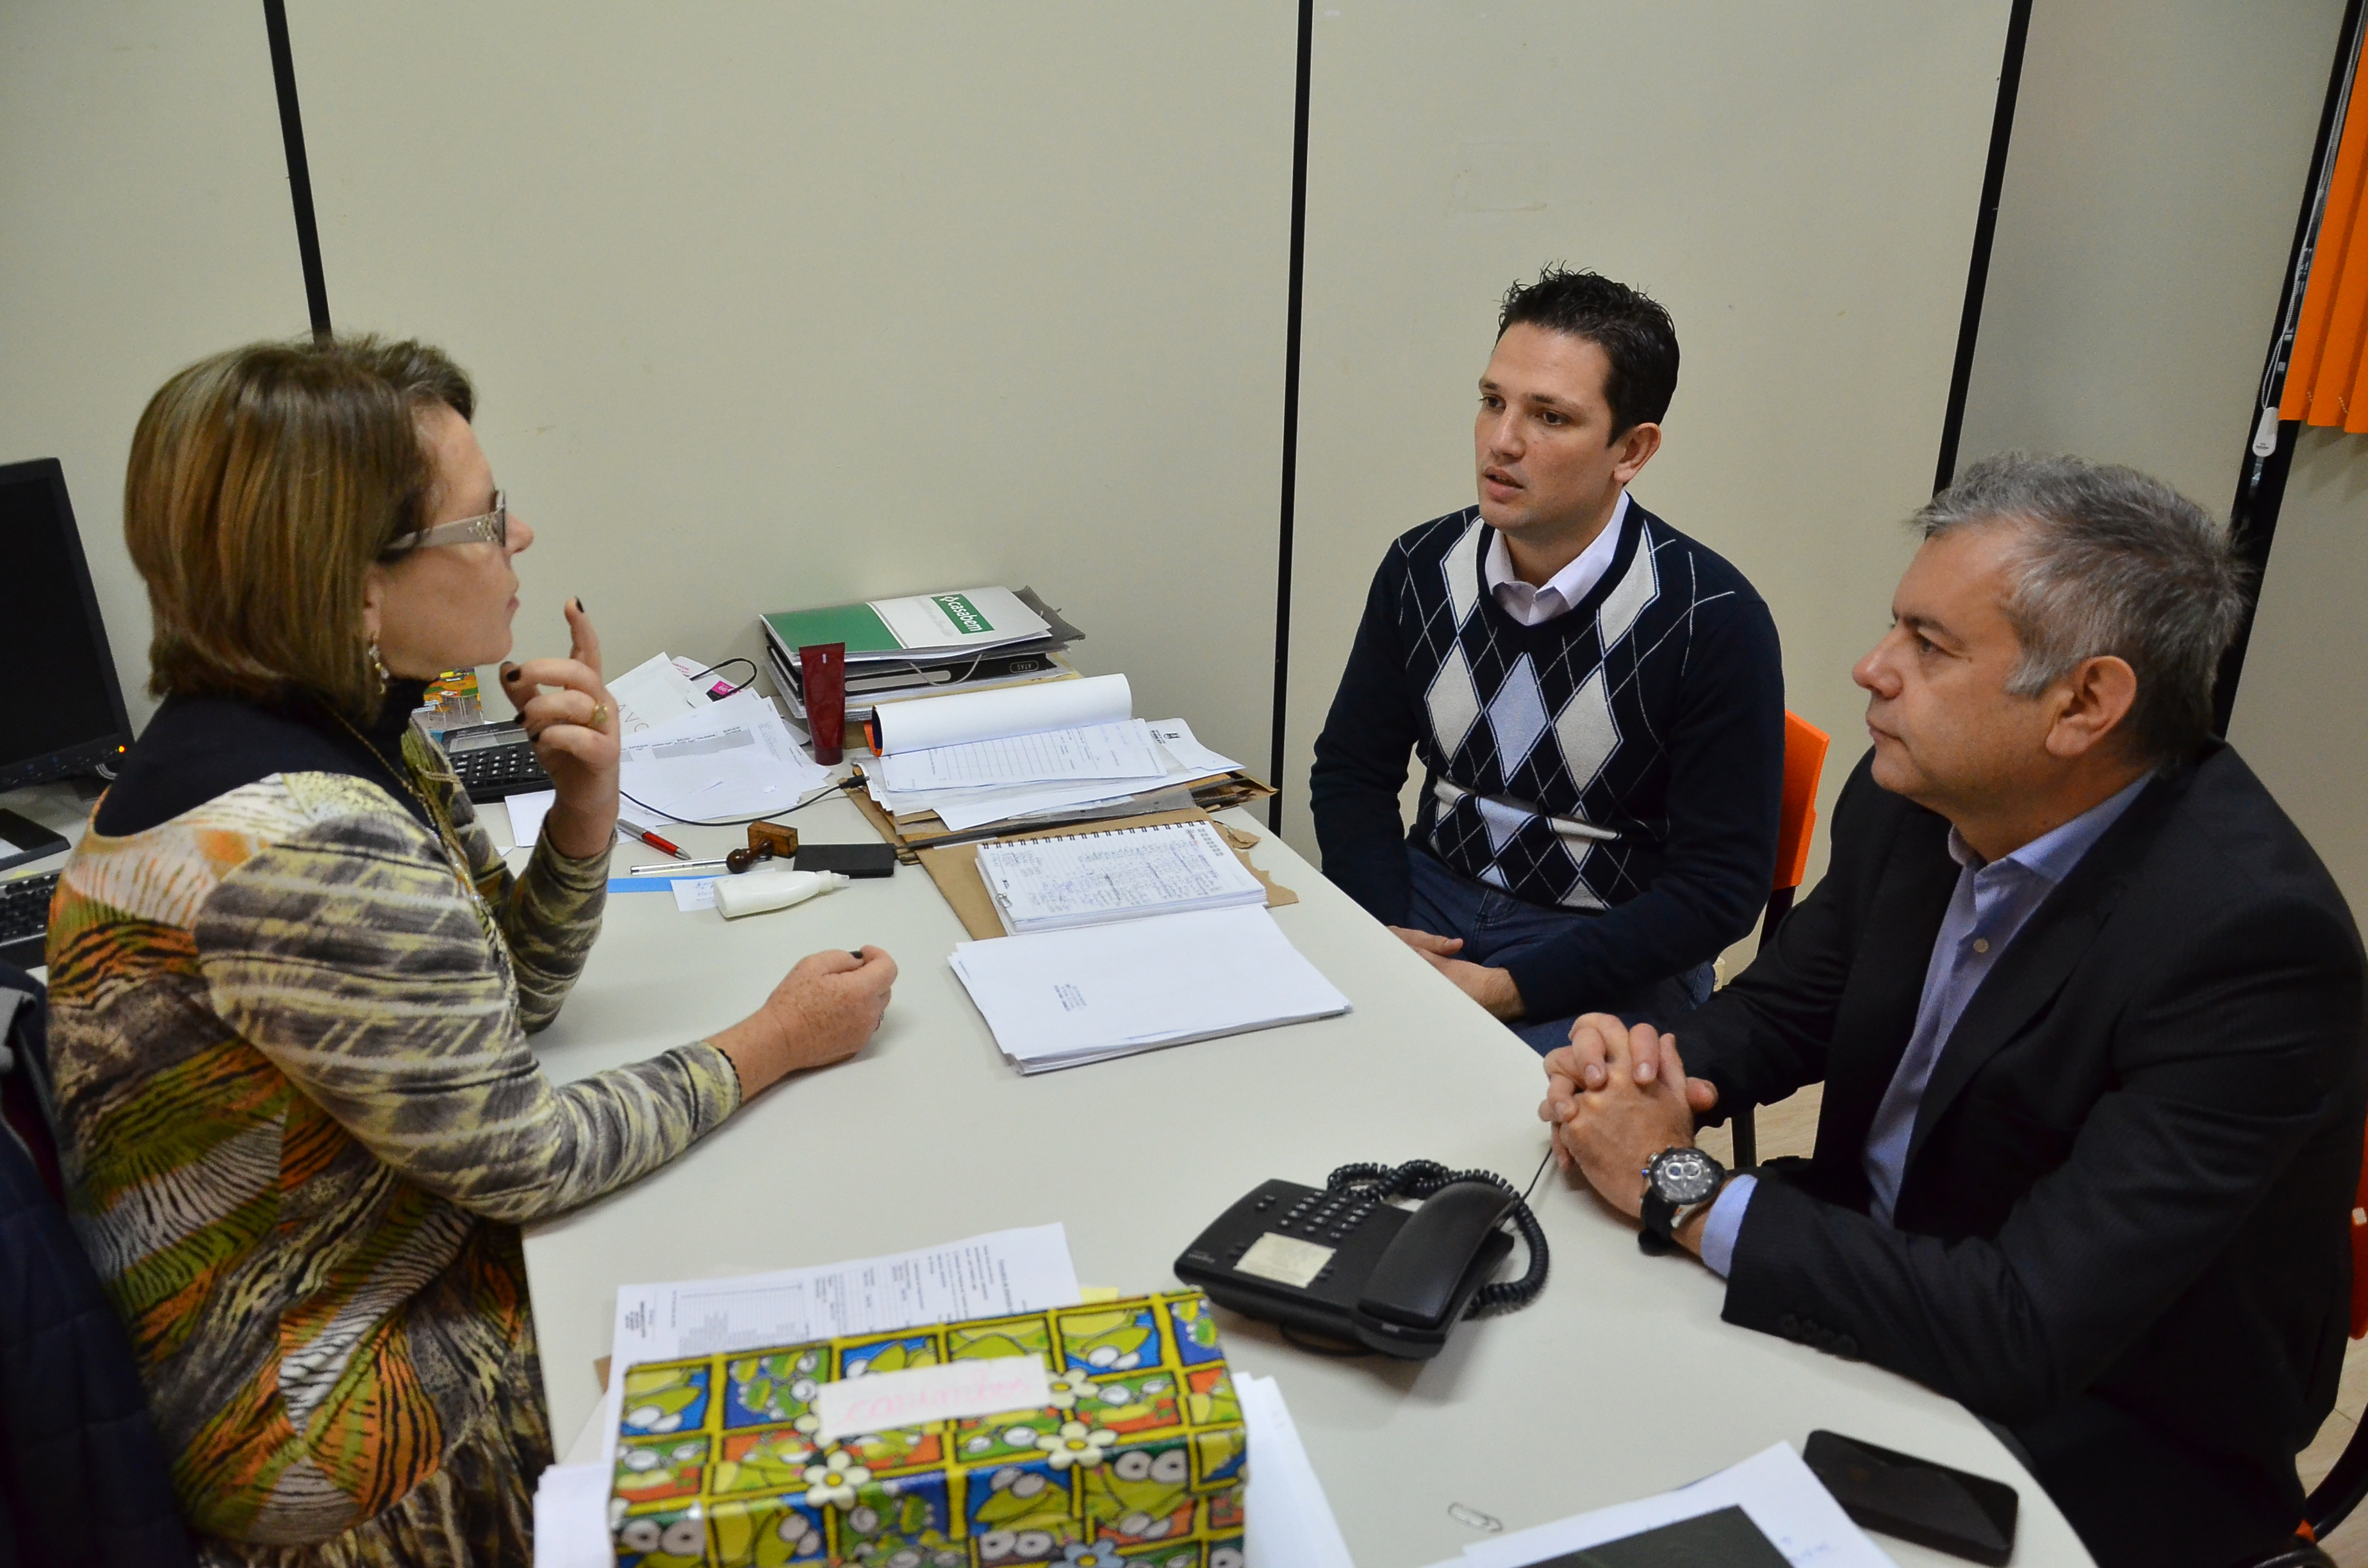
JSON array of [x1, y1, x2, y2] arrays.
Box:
[[1267, 0, 1315, 833], [2213, 0, 2365, 735], [1932, 0, 2034, 495], [262, 0, 332, 340]]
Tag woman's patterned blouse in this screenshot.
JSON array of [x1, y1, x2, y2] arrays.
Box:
[[41, 733, 740, 1544]]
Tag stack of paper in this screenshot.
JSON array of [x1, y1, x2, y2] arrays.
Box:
[[762, 585, 1087, 727], [1238, 1371, 1358, 1568], [976, 819, 1269, 935], [860, 671, 1267, 844], [605, 1223, 1083, 1380], [950, 904, 1351, 1072], [500, 687, 834, 849], [615, 687, 834, 823], [1427, 1442, 1900, 1568]]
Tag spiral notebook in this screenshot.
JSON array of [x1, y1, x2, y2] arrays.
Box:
[[973, 818, 1269, 935]]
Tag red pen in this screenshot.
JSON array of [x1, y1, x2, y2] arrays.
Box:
[[629, 826, 691, 861]]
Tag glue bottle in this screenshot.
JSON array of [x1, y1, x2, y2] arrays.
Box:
[[713, 869, 850, 920]]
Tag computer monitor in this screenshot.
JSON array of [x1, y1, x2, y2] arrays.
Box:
[[0, 458, 133, 790]]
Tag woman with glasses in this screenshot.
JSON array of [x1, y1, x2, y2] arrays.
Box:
[[40, 336, 898, 1566]]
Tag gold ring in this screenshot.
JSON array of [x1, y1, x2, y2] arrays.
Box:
[[590, 703, 609, 729]]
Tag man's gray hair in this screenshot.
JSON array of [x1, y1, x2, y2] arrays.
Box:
[[1914, 452, 2250, 760]]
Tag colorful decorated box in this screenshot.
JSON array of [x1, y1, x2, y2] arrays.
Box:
[[610, 1289, 1247, 1568]]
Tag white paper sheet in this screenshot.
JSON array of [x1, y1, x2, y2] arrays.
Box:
[[869, 585, 1049, 655], [670, 878, 719, 911], [873, 672, 1131, 752], [878, 717, 1165, 793], [1458, 1442, 1897, 1568], [878, 774, 1153, 833], [1238, 1373, 1357, 1568], [607, 1223, 1082, 1386], [950, 906, 1352, 1072], [1147, 717, 1240, 779], [615, 688, 833, 822], [502, 788, 555, 848], [867, 716, 1238, 833], [605, 650, 709, 734], [531, 1462, 616, 1568]]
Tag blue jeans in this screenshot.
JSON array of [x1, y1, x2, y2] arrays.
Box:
[[1404, 847, 1715, 1056]]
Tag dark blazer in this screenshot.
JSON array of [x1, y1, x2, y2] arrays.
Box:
[[1682, 744, 2367, 1568], [0, 964, 195, 1568]]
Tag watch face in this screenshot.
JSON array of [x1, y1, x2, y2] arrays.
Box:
[[1649, 1147, 1723, 1205]]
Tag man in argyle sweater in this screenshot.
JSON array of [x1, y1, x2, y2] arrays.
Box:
[[1311, 268, 1784, 1054]]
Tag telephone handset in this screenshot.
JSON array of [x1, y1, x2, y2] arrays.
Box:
[[1173, 1159, 1550, 1360]]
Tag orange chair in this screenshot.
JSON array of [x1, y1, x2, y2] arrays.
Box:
[[1729, 712, 1830, 1170]]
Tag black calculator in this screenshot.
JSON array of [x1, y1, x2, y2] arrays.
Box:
[[440, 722, 554, 803]]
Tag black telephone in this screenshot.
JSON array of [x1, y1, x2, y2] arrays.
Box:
[[1173, 1159, 1549, 1359]]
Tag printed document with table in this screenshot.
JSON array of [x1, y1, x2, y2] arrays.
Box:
[[975, 819, 1269, 935]]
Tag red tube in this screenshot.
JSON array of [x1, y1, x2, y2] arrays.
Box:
[[800, 642, 847, 765]]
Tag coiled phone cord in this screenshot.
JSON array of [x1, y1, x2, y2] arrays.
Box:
[[1321, 1156, 1552, 1316]]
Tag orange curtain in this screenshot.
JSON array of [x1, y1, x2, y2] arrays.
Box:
[[2283, 51, 2368, 432]]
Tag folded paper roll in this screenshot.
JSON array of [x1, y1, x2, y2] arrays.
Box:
[[870, 671, 1130, 753], [713, 869, 849, 920]]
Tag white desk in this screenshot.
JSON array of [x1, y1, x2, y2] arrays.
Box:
[[520, 792, 2093, 1567]]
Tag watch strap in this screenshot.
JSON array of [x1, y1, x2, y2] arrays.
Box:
[[1638, 1190, 1678, 1255]]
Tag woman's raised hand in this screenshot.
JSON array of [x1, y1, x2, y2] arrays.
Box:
[[502, 598, 621, 859]]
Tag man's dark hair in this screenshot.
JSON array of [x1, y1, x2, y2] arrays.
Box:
[[1495, 266, 1679, 437]]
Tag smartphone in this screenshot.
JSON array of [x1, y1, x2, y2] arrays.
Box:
[[1803, 1430, 2018, 1565], [793, 842, 900, 878]]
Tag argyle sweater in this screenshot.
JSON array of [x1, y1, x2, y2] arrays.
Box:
[[1310, 501, 1784, 1020]]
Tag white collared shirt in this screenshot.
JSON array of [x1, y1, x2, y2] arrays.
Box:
[[1483, 491, 1630, 626]]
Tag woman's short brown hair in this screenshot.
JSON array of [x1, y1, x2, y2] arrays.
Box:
[[125, 335, 475, 721]]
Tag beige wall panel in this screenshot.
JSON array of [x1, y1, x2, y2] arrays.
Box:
[[1281, 2, 2010, 901], [284, 3, 1294, 773], [2228, 430, 2368, 920], [1955, 0, 2346, 507], [1, 4, 307, 728], [1953, 0, 2358, 915]]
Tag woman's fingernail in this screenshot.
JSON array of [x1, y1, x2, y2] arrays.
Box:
[[573, 596, 587, 613]]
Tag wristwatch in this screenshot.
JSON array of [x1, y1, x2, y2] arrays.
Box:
[[1638, 1145, 1727, 1256]]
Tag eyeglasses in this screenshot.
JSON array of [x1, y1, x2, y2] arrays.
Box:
[[384, 490, 506, 555]]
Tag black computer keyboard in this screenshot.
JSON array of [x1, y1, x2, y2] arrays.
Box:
[[0, 870, 60, 971], [439, 723, 555, 803]]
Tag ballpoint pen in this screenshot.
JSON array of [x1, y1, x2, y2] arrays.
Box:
[[623, 825, 691, 860], [628, 858, 730, 875]]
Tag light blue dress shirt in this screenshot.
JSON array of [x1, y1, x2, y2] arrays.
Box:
[[1698, 771, 2153, 1276]]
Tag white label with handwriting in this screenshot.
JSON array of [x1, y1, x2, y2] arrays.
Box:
[[813, 1354, 1053, 1442]]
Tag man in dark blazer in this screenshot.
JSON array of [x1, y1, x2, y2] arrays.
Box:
[[1543, 452, 2367, 1568]]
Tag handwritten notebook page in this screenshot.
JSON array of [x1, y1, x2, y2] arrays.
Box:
[[975, 819, 1267, 934]]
